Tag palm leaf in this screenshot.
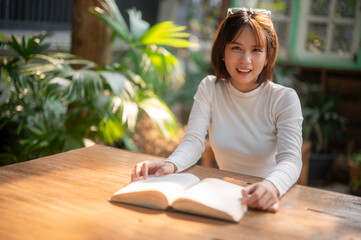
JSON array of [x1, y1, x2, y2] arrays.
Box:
[[140, 21, 196, 48], [68, 69, 103, 101], [6, 34, 49, 61], [120, 99, 139, 132], [128, 8, 149, 41], [90, 0, 130, 42], [0, 34, 7, 48], [7, 35, 23, 57], [98, 71, 130, 95], [138, 96, 179, 139], [144, 46, 179, 73], [99, 117, 126, 144]]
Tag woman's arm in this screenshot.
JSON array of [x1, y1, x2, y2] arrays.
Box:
[[266, 89, 303, 197], [165, 76, 213, 172], [130, 76, 213, 181]]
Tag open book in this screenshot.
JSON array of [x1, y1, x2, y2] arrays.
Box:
[[110, 173, 247, 222]]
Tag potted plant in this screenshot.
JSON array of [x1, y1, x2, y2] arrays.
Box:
[[302, 85, 346, 185], [348, 151, 361, 196]]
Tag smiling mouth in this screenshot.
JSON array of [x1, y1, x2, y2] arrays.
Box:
[[236, 68, 251, 73]]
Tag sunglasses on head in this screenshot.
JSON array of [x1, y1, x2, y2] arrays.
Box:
[[227, 7, 272, 17]]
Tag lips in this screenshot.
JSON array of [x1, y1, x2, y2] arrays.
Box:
[[236, 67, 251, 73]]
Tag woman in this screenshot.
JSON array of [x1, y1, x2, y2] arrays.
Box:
[[130, 8, 303, 213]]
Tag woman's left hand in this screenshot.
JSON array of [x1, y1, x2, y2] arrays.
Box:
[[241, 180, 280, 213]]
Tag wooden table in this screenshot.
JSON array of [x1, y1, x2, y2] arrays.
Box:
[[1, 145, 360, 240]]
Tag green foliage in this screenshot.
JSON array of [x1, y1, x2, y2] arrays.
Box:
[[302, 88, 346, 154], [352, 151, 361, 165], [0, 2, 194, 165], [6, 33, 50, 62], [139, 21, 192, 47], [91, 0, 197, 98], [1, 35, 111, 163], [351, 151, 361, 188]]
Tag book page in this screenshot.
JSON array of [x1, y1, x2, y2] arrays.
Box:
[[111, 173, 200, 209], [172, 178, 247, 222]]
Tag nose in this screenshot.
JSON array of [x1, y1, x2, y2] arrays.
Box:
[[239, 51, 251, 63]]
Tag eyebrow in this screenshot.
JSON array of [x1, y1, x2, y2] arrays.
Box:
[[229, 41, 263, 48]]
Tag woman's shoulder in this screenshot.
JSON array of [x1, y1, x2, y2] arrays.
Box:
[[198, 75, 221, 90], [195, 75, 227, 100], [200, 75, 227, 88], [265, 81, 298, 98], [264, 81, 301, 108], [200, 75, 217, 85]]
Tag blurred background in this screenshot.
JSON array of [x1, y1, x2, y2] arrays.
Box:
[[1, 0, 361, 196]]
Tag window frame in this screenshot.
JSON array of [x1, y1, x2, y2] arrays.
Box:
[[290, 0, 361, 70]]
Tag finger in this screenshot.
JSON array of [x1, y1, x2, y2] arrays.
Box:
[[131, 168, 135, 182], [131, 166, 138, 182], [260, 195, 276, 211], [142, 161, 149, 180], [241, 188, 249, 203], [268, 202, 279, 213], [135, 163, 143, 181], [242, 185, 265, 205], [241, 184, 256, 200]]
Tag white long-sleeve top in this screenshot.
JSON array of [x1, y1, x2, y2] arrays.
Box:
[[166, 75, 303, 197]]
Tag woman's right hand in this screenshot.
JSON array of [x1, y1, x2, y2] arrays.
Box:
[[241, 180, 279, 213], [130, 160, 176, 182]]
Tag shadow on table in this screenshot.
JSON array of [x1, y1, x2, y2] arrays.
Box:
[[109, 201, 232, 226]]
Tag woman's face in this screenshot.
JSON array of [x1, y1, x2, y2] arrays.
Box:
[[224, 26, 267, 92]]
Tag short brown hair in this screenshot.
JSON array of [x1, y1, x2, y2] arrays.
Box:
[[211, 9, 278, 84]]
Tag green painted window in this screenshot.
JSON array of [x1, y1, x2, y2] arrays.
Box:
[[294, 0, 360, 69]]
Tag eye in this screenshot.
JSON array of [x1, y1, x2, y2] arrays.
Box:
[[253, 48, 263, 52], [231, 46, 241, 51]]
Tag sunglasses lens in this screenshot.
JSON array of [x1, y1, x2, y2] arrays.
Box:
[[227, 8, 271, 17]]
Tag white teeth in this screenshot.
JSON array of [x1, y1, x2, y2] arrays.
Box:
[[237, 68, 251, 73]]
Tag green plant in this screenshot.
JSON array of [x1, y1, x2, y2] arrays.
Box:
[[1, 34, 115, 163], [302, 86, 346, 154], [0, 1, 194, 165], [273, 67, 302, 91], [91, 0, 196, 99], [90, 0, 198, 137], [350, 151, 361, 189], [352, 152, 361, 165]]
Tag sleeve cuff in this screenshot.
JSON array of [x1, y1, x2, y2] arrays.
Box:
[[265, 176, 288, 198], [164, 161, 179, 173]]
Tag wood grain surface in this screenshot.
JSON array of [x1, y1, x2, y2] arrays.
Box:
[[0, 145, 360, 240]]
